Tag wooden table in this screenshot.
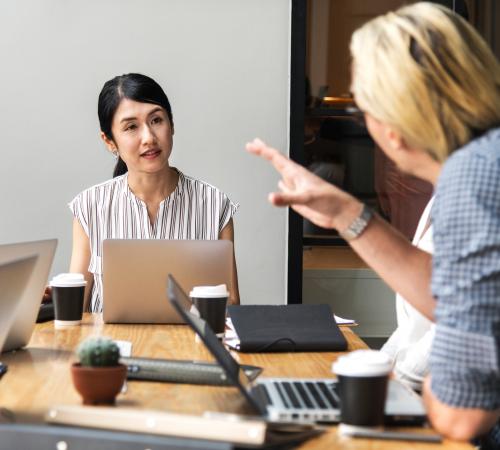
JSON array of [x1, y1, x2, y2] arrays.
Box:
[[0, 314, 472, 449]]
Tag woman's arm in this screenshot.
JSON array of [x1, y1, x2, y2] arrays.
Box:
[[69, 218, 94, 311], [246, 139, 435, 320], [423, 377, 500, 441], [219, 218, 240, 305], [349, 214, 434, 320]]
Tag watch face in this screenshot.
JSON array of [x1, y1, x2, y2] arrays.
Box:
[[340, 205, 373, 241]]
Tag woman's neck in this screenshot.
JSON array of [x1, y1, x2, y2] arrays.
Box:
[[127, 166, 179, 204], [414, 158, 442, 186], [404, 147, 442, 186]]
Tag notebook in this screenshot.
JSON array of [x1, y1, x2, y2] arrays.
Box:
[[102, 239, 233, 324], [227, 304, 347, 352], [168, 274, 427, 424], [0, 239, 57, 352]]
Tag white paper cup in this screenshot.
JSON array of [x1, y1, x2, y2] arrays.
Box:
[[190, 284, 229, 338], [333, 350, 392, 427]]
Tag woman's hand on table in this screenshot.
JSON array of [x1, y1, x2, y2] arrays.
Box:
[[42, 286, 52, 303]]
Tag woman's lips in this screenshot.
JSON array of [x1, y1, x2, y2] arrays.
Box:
[[140, 149, 161, 159]]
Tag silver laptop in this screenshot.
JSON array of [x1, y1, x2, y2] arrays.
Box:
[[0, 256, 40, 352], [0, 239, 57, 352], [168, 274, 426, 424], [103, 239, 233, 324]]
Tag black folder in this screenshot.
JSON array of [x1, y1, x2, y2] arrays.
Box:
[[227, 304, 348, 352]]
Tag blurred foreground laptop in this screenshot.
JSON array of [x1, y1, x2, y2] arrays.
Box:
[[0, 256, 39, 352], [168, 274, 426, 425], [0, 239, 57, 352], [103, 239, 233, 324]]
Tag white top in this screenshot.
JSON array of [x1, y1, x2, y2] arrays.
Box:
[[69, 170, 238, 312], [381, 198, 435, 391]]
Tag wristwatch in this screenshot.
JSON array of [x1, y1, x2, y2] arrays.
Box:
[[339, 204, 373, 241]]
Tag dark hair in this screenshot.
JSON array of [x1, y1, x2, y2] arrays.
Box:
[[97, 73, 174, 177]]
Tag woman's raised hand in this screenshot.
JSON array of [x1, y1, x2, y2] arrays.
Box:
[[245, 138, 357, 230]]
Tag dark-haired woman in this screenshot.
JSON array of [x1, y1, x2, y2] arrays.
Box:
[[69, 73, 239, 312]]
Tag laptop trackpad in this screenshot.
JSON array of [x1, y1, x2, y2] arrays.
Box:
[[383, 381, 426, 425]]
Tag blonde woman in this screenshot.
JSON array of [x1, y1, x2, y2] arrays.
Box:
[[247, 2, 500, 446]]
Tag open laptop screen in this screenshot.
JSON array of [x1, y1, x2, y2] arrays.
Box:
[[0, 256, 39, 352], [167, 274, 267, 415], [0, 239, 57, 352]]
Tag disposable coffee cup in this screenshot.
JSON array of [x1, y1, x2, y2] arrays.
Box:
[[332, 350, 392, 428], [190, 284, 229, 338], [49, 273, 87, 329]]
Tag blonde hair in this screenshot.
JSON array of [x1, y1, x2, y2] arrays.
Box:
[[350, 2, 500, 162]]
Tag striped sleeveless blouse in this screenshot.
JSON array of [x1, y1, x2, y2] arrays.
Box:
[[69, 169, 238, 312]]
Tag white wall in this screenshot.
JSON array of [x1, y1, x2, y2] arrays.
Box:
[[0, 0, 291, 305]]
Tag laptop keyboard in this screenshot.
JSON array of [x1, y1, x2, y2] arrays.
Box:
[[258, 379, 425, 423], [263, 380, 339, 410]]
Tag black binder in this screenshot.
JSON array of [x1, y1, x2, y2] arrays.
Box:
[[227, 304, 348, 352]]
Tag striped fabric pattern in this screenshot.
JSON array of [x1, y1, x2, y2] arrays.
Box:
[[69, 169, 238, 312]]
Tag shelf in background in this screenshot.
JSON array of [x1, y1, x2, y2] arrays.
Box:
[[303, 246, 368, 270]]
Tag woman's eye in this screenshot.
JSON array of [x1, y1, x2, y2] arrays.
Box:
[[151, 116, 163, 125], [124, 123, 137, 131]]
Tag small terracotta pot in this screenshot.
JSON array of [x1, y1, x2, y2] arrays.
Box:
[[71, 363, 127, 405]]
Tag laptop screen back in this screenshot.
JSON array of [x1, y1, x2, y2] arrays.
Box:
[[104, 240, 233, 324], [0, 256, 39, 352], [0, 239, 57, 352], [167, 274, 267, 415]]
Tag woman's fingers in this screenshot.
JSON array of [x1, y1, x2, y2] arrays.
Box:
[[270, 191, 311, 207], [278, 179, 295, 193], [246, 138, 297, 173]]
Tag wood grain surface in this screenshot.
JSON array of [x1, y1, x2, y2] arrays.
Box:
[[0, 314, 472, 449]]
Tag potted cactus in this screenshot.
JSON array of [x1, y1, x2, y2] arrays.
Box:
[[70, 337, 127, 405]]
